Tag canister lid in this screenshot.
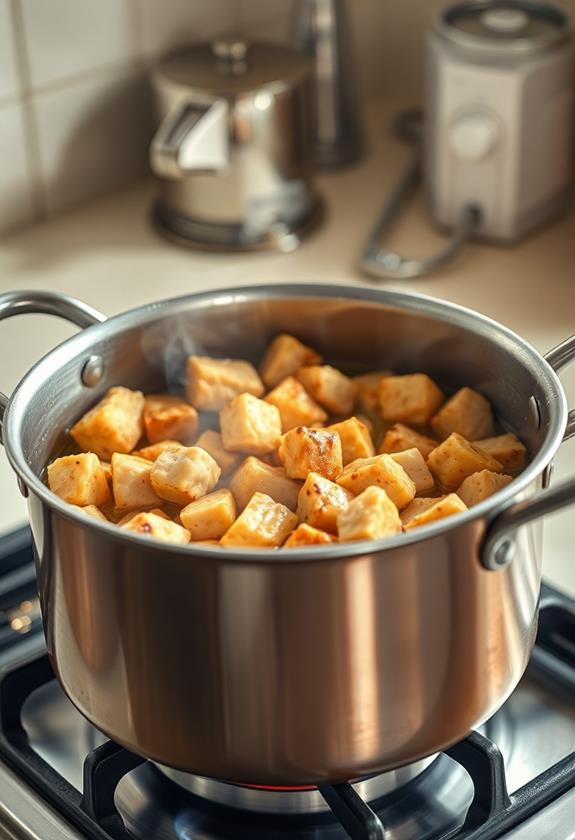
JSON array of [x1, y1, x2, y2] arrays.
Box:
[[153, 38, 310, 95], [436, 1, 572, 53]]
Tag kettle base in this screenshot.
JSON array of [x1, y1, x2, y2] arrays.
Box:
[[151, 198, 324, 254]]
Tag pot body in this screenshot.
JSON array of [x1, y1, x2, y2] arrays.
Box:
[[3, 287, 567, 784]]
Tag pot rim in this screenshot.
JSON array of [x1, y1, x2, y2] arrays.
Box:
[[3, 283, 568, 562]]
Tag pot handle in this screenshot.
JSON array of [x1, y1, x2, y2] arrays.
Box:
[[481, 334, 575, 570], [0, 290, 106, 444]]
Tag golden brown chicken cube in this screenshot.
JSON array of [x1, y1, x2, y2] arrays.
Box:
[[72, 504, 108, 522], [186, 356, 264, 411], [117, 507, 170, 526], [229, 456, 300, 510], [296, 365, 358, 415], [402, 493, 467, 530], [143, 394, 199, 444], [474, 433, 526, 470], [456, 470, 513, 507], [265, 376, 327, 432], [220, 393, 282, 455], [120, 511, 191, 544], [150, 446, 221, 505], [427, 433, 503, 490], [194, 430, 242, 475], [278, 427, 343, 481], [100, 461, 113, 485], [111, 453, 162, 511], [400, 496, 444, 528], [180, 489, 237, 541], [47, 453, 111, 507], [379, 374, 444, 425], [220, 492, 298, 547], [133, 440, 183, 461], [297, 472, 353, 533], [70, 386, 145, 461], [379, 423, 438, 459], [337, 486, 401, 542], [430, 387, 494, 441], [326, 417, 375, 465], [284, 523, 336, 547], [260, 334, 322, 389], [337, 454, 416, 509], [353, 371, 392, 413], [389, 448, 435, 493]]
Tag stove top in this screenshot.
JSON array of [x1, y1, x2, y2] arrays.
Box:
[[0, 526, 574, 840]]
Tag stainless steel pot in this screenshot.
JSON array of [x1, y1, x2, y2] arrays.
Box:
[[0, 285, 574, 786]]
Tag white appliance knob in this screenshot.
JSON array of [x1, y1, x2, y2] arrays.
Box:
[[449, 114, 500, 161]]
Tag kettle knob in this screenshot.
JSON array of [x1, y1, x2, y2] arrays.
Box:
[[211, 38, 249, 63]]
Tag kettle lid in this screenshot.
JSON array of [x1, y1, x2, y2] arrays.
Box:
[[153, 38, 310, 95]]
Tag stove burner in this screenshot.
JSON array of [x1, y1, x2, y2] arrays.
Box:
[[155, 756, 438, 814]]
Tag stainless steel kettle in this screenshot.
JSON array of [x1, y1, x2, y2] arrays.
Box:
[[149, 38, 323, 252]]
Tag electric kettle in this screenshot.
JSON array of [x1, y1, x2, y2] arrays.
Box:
[[149, 39, 323, 252]]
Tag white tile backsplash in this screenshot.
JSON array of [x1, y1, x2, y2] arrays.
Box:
[[0, 0, 22, 101], [20, 0, 137, 90], [137, 0, 235, 58], [0, 101, 34, 232], [34, 68, 152, 213]]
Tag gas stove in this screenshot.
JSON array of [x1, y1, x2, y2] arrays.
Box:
[[0, 527, 574, 840]]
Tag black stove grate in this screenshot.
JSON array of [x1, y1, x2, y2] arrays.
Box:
[[0, 586, 573, 840]]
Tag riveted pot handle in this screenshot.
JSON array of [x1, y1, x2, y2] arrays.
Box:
[[481, 334, 575, 570], [0, 291, 107, 444]]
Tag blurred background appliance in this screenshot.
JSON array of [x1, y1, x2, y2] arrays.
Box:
[[362, 0, 575, 279], [150, 38, 322, 252]]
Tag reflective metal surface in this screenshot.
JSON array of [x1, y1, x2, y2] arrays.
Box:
[[1, 285, 573, 783]]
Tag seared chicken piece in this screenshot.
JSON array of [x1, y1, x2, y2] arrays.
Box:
[[338, 486, 401, 542], [47, 453, 111, 507], [220, 393, 282, 455], [326, 417, 375, 464], [380, 374, 444, 425], [296, 472, 353, 533], [265, 376, 327, 432], [379, 423, 438, 459], [143, 394, 198, 444], [260, 334, 322, 389], [431, 387, 494, 441], [456, 470, 513, 507], [194, 430, 242, 475], [111, 453, 162, 511], [284, 523, 335, 547], [353, 371, 393, 414], [120, 511, 191, 544], [220, 492, 298, 547], [70, 386, 145, 460], [337, 454, 415, 509], [402, 494, 467, 530], [278, 427, 343, 481], [474, 433, 526, 470], [427, 433, 503, 490], [133, 440, 183, 461], [400, 497, 443, 528], [150, 446, 221, 505], [389, 448, 435, 493], [229, 456, 300, 510], [296, 365, 358, 415], [72, 504, 108, 522], [180, 489, 237, 541], [117, 507, 170, 526], [186, 356, 264, 411]]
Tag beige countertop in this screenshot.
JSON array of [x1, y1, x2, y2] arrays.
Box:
[[0, 98, 574, 592]]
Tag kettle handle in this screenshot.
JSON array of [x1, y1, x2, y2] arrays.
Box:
[[150, 99, 229, 179]]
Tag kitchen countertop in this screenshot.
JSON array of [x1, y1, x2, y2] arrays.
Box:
[[0, 98, 574, 593]]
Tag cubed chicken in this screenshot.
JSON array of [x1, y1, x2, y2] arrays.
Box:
[[337, 486, 401, 542], [220, 393, 282, 455], [457, 470, 513, 507], [353, 371, 392, 413], [143, 394, 199, 444], [400, 497, 444, 528], [430, 387, 494, 441], [265, 376, 327, 431], [356, 413, 375, 438], [379, 423, 438, 459], [117, 507, 170, 526], [180, 489, 237, 540], [100, 461, 113, 485], [402, 493, 467, 530], [72, 504, 108, 522], [220, 492, 298, 547], [120, 511, 191, 544], [297, 472, 353, 533], [70, 386, 145, 460], [47, 453, 111, 507], [389, 448, 435, 493], [260, 334, 322, 389], [186, 356, 264, 411], [474, 433, 526, 470], [111, 453, 162, 511], [337, 454, 416, 509], [133, 440, 183, 461], [229, 456, 300, 510], [379, 374, 444, 425], [427, 433, 503, 490], [326, 417, 375, 464], [284, 523, 336, 547], [150, 446, 221, 505], [194, 430, 242, 475], [296, 365, 358, 415], [278, 427, 343, 481]]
